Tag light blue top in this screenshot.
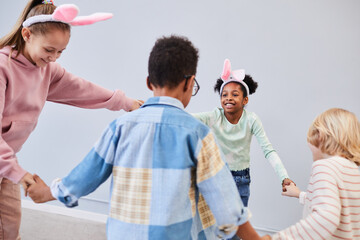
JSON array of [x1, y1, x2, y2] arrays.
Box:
[[51, 97, 249, 240], [193, 108, 289, 181]]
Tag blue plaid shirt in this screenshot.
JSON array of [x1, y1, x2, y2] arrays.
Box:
[[51, 96, 248, 240]]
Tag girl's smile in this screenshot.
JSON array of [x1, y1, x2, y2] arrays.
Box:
[[224, 102, 236, 109], [22, 28, 70, 67]]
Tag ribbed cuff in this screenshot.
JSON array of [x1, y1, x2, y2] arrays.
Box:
[[6, 164, 27, 184], [299, 191, 306, 205], [111, 90, 134, 112]]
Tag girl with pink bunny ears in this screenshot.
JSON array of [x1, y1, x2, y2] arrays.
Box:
[[0, 0, 143, 237], [193, 59, 294, 210]]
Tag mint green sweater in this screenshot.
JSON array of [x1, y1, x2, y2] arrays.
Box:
[[193, 108, 289, 182]]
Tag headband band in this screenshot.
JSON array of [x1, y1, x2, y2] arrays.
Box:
[[42, 0, 54, 4], [22, 4, 113, 28], [219, 59, 249, 96]]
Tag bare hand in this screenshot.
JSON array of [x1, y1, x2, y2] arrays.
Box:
[[261, 235, 271, 239], [282, 183, 301, 198], [129, 99, 144, 111], [282, 178, 295, 192], [27, 174, 56, 203], [236, 221, 261, 240], [20, 172, 36, 196]]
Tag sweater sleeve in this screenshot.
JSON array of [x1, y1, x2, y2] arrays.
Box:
[[47, 64, 134, 111], [192, 109, 218, 126], [50, 120, 117, 207], [196, 132, 249, 239], [272, 162, 341, 239], [251, 114, 289, 182], [0, 76, 27, 183]]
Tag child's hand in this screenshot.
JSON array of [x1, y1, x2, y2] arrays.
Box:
[[129, 99, 144, 111], [27, 174, 56, 203], [282, 183, 301, 198], [20, 172, 36, 196], [282, 178, 295, 192]]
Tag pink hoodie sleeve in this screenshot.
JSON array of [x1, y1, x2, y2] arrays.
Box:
[[47, 64, 134, 111], [0, 77, 27, 183]]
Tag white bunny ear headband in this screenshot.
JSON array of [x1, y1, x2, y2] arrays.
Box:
[[22, 3, 113, 28], [220, 59, 249, 96]]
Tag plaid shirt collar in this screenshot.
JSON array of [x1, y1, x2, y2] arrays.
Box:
[[141, 96, 185, 110]]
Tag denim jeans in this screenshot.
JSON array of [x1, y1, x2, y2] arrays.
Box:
[[228, 169, 251, 240], [231, 168, 251, 207]]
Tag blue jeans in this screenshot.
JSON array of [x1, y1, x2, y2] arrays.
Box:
[[228, 169, 251, 240], [231, 168, 251, 207]]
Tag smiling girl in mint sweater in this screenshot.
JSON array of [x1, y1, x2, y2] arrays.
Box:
[[193, 59, 293, 208]]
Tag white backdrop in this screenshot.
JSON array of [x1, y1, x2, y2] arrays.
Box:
[[1, 0, 359, 232]]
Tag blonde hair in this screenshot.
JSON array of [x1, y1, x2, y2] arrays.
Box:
[[0, 0, 70, 56], [307, 108, 360, 165]]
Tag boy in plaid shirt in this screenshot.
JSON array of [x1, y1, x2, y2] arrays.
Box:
[[28, 35, 260, 240]]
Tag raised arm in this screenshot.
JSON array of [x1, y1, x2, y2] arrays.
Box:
[[192, 110, 216, 126], [272, 162, 341, 239], [50, 120, 119, 207], [47, 64, 138, 112], [251, 114, 290, 184]]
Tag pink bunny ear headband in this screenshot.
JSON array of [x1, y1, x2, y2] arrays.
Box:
[[22, 3, 113, 27], [220, 59, 249, 96]]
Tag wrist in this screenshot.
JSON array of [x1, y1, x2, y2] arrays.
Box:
[[46, 186, 56, 201]]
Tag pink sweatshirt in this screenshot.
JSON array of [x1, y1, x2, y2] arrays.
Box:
[[0, 46, 134, 183]]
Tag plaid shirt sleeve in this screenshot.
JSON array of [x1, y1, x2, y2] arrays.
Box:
[[51, 120, 118, 207], [196, 132, 249, 239]]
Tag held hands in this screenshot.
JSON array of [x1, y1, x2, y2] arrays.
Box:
[[19, 172, 36, 196], [27, 174, 56, 203], [129, 99, 144, 111], [20, 173, 54, 203], [282, 178, 295, 192], [282, 183, 301, 198]]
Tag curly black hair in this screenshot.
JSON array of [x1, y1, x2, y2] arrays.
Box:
[[148, 35, 199, 89], [214, 74, 258, 97]]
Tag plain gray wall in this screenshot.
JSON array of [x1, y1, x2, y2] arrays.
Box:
[[1, 0, 359, 232]]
